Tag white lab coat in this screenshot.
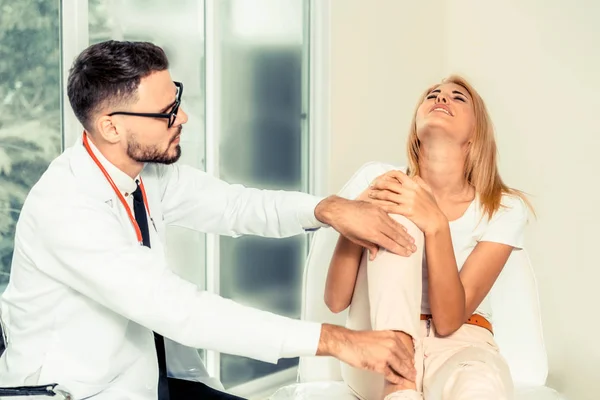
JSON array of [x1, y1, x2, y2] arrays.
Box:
[[0, 136, 324, 399]]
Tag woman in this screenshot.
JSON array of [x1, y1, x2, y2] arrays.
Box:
[[324, 75, 531, 400]]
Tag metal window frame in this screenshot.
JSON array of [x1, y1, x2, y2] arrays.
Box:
[[60, 0, 89, 150]]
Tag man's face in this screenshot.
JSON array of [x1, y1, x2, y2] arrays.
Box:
[[111, 70, 188, 164]]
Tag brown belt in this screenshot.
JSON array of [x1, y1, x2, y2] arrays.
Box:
[[420, 313, 493, 335]]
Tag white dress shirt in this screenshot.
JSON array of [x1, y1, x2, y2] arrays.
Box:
[[0, 136, 325, 399]]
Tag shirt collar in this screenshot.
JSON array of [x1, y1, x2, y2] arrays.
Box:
[[85, 135, 139, 197]]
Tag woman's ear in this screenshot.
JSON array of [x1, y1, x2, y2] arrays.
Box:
[[463, 139, 473, 155]]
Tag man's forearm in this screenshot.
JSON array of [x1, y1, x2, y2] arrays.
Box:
[[160, 164, 328, 237]]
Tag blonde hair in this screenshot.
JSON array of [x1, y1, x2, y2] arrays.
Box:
[[406, 75, 533, 219]]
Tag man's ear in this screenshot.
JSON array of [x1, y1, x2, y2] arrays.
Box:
[[95, 115, 121, 145]]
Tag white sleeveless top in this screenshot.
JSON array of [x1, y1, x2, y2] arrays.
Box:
[[355, 162, 528, 322]]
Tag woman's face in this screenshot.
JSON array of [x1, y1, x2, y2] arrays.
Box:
[[415, 82, 476, 145]]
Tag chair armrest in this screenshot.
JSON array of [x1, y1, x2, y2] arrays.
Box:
[[0, 383, 72, 399]]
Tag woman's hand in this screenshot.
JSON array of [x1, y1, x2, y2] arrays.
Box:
[[365, 170, 447, 235]]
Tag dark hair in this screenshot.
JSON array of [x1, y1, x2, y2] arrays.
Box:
[[67, 40, 169, 131]]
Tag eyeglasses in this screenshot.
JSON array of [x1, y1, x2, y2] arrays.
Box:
[[108, 81, 183, 128]]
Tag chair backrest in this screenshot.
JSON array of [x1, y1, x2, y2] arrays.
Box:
[[0, 309, 5, 358], [487, 249, 549, 385], [298, 162, 549, 387], [0, 324, 5, 358]]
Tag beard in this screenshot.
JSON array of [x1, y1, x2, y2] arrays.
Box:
[[127, 127, 182, 164]]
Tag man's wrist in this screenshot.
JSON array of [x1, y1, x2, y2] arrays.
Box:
[[316, 323, 349, 358], [299, 195, 329, 230], [314, 196, 342, 227]]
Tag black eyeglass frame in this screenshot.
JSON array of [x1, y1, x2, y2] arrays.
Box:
[[108, 81, 183, 128]]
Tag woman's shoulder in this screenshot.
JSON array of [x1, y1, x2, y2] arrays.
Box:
[[355, 161, 406, 180], [497, 192, 529, 217], [337, 161, 406, 199], [471, 192, 530, 249], [469, 192, 530, 235]]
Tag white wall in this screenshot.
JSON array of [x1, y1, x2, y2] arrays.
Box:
[[329, 1, 600, 399], [444, 2, 600, 399], [328, 0, 443, 191]]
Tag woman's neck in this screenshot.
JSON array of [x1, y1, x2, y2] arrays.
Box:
[[418, 141, 472, 201]]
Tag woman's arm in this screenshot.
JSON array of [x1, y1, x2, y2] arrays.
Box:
[[324, 235, 364, 313], [425, 224, 515, 336], [426, 196, 527, 336], [323, 174, 415, 314]]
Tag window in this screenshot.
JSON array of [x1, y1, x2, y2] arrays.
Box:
[[2, 0, 313, 395], [88, 0, 208, 294], [209, 0, 311, 390], [88, 0, 311, 392], [0, 1, 62, 293]]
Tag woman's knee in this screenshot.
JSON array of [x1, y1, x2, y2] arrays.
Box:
[[388, 214, 424, 247], [366, 213, 424, 278]]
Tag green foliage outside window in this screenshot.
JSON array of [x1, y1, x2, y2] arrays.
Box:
[[0, 0, 62, 286]]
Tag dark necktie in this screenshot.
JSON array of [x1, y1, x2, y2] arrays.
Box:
[[132, 182, 170, 400]]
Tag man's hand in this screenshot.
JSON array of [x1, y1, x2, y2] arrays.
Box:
[[314, 196, 415, 259], [317, 324, 416, 384]]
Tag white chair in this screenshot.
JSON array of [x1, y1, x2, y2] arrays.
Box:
[[271, 163, 565, 400]]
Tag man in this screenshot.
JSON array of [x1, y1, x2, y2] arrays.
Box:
[[0, 41, 415, 400]]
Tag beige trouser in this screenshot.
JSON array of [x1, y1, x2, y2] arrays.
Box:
[[341, 215, 514, 400]]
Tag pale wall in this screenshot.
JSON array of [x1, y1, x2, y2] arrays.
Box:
[[329, 1, 600, 399], [329, 0, 443, 191]]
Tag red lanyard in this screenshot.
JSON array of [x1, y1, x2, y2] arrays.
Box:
[[82, 132, 151, 245]]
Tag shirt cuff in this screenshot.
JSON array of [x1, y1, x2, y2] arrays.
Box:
[[280, 320, 322, 358], [297, 195, 329, 230]]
